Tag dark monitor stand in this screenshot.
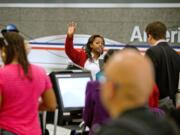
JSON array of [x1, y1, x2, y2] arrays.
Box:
[[48, 70, 92, 126]]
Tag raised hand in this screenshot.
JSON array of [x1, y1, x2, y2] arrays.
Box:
[[67, 22, 77, 38]]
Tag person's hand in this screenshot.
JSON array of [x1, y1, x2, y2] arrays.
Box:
[[67, 22, 77, 38], [176, 104, 180, 109], [176, 93, 180, 109]]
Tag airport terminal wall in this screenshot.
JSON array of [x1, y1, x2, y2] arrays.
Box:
[[0, 7, 180, 45], [0, 6, 180, 71]]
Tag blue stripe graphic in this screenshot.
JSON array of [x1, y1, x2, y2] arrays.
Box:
[[30, 42, 180, 49]]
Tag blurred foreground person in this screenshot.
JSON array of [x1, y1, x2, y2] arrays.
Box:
[[0, 32, 57, 135], [96, 49, 180, 135], [123, 45, 160, 108]]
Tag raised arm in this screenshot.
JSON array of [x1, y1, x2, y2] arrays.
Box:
[[65, 22, 86, 67], [67, 22, 76, 38]]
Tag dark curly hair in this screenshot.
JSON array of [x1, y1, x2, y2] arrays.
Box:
[[84, 34, 105, 60]]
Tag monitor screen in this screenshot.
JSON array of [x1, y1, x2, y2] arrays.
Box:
[[50, 71, 92, 112]]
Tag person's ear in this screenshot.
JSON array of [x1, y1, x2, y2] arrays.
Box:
[[1, 47, 6, 63], [2, 51, 6, 57], [108, 82, 116, 99], [148, 34, 153, 40]]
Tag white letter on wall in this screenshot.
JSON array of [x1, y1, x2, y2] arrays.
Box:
[[130, 26, 143, 42]]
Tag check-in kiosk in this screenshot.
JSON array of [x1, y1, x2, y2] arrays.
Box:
[[49, 70, 92, 125]]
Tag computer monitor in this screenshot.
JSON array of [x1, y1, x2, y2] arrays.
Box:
[[49, 70, 92, 112]]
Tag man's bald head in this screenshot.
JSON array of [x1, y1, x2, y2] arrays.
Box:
[[101, 49, 154, 117]]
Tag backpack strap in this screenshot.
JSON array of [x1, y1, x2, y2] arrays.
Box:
[[159, 46, 174, 100]]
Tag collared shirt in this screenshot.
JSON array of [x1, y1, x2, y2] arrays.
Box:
[[154, 39, 167, 46]]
